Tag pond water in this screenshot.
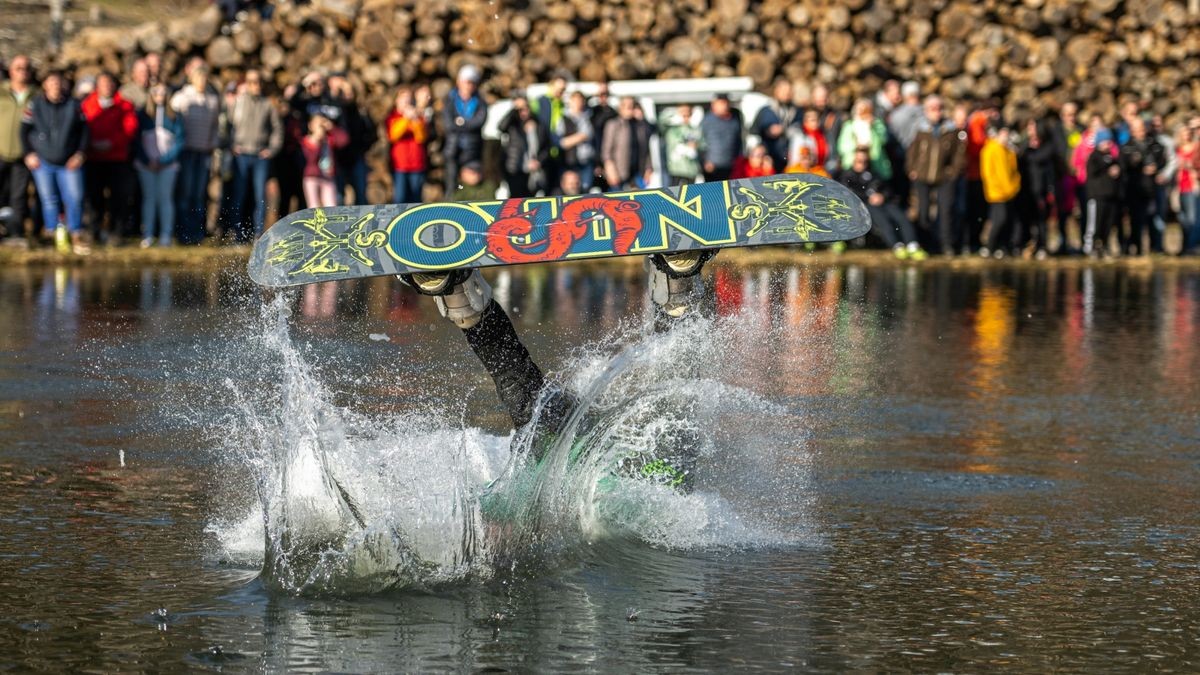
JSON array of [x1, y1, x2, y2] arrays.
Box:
[[0, 259, 1197, 672]]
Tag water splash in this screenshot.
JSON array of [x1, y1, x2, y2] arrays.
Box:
[[209, 294, 811, 595]]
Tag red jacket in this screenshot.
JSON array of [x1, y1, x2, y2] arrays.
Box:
[[300, 127, 349, 179], [81, 92, 138, 162], [385, 111, 428, 172]]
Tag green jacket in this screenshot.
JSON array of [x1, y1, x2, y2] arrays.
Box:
[[660, 119, 703, 179], [0, 82, 38, 161], [837, 118, 892, 181]]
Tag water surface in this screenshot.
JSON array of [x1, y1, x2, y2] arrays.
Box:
[[0, 260, 1197, 671]]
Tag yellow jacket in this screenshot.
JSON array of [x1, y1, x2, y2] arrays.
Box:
[[980, 139, 1020, 203]]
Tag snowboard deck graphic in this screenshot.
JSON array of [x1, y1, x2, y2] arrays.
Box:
[[248, 174, 870, 288]]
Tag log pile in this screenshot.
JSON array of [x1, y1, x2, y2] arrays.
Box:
[[52, 0, 1200, 199]]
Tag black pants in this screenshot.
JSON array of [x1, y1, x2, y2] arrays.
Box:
[[703, 166, 732, 183], [1085, 197, 1119, 254], [914, 180, 958, 254], [964, 179, 987, 253], [1124, 195, 1153, 255], [85, 161, 136, 239], [0, 158, 32, 238], [867, 202, 916, 248], [274, 149, 306, 215], [987, 200, 1022, 252]]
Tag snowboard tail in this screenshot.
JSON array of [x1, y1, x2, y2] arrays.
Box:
[[248, 175, 870, 288]]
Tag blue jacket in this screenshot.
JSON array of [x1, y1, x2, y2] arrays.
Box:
[[134, 108, 185, 166]]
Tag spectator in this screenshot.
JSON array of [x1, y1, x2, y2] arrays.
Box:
[[330, 75, 375, 205], [442, 64, 487, 196], [888, 81, 923, 149], [1119, 116, 1166, 254], [120, 59, 151, 111], [1048, 102, 1085, 242], [553, 168, 583, 197], [81, 71, 139, 244], [699, 93, 742, 183], [732, 143, 775, 179], [300, 113, 348, 208], [275, 81, 308, 215], [170, 62, 221, 244], [499, 95, 549, 198], [840, 147, 923, 259], [1176, 123, 1198, 255], [144, 53, 163, 85], [531, 72, 569, 188], [1150, 115, 1177, 251], [980, 125, 1023, 257], [1020, 117, 1057, 258], [1, 55, 37, 242], [226, 69, 282, 240], [659, 104, 702, 186], [587, 81, 617, 189], [797, 108, 830, 169], [21, 70, 88, 252], [808, 84, 843, 173], [836, 98, 891, 181], [452, 161, 497, 202], [291, 71, 343, 128], [1084, 129, 1121, 257], [750, 78, 798, 171], [784, 144, 828, 177], [385, 87, 428, 204], [133, 83, 183, 247], [874, 79, 902, 118], [1114, 100, 1141, 146], [906, 95, 965, 254], [964, 99, 1000, 254], [560, 91, 595, 190], [602, 95, 652, 190]]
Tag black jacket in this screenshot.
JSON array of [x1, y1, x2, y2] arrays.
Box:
[[1086, 149, 1121, 201], [499, 109, 550, 175], [442, 92, 487, 162], [1119, 137, 1166, 199], [839, 166, 893, 203], [21, 94, 88, 166]]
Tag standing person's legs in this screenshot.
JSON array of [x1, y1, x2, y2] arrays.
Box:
[[443, 149, 460, 198], [30, 164, 62, 236], [884, 202, 919, 248], [936, 180, 958, 255], [1127, 198, 1148, 255], [1083, 198, 1097, 255], [84, 162, 109, 241], [229, 153, 253, 240], [56, 165, 85, 235], [1181, 192, 1200, 253], [111, 161, 136, 239], [867, 205, 899, 248], [177, 150, 210, 244], [157, 165, 178, 245], [302, 177, 322, 210], [1, 159, 32, 239], [250, 156, 270, 237], [319, 178, 338, 208], [986, 201, 1009, 253], [349, 158, 368, 206], [136, 166, 158, 243], [966, 179, 987, 253], [914, 181, 934, 250]]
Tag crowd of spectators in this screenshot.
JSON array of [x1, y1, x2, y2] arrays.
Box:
[[1, 55, 1198, 259]]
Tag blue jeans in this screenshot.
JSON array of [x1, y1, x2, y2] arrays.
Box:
[[177, 150, 211, 244], [1181, 191, 1199, 252], [338, 157, 368, 205], [392, 171, 425, 205], [31, 162, 84, 233], [231, 153, 270, 240], [136, 164, 178, 244]]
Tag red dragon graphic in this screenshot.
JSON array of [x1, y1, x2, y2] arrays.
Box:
[[485, 196, 644, 264]]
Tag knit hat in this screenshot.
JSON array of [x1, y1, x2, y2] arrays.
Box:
[[1094, 129, 1113, 144], [457, 64, 482, 84]]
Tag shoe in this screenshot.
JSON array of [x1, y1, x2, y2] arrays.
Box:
[[399, 269, 492, 329], [140, 238, 154, 249], [992, 249, 1005, 260], [892, 244, 908, 260], [830, 241, 847, 254], [1035, 249, 1048, 260], [646, 251, 713, 319], [909, 247, 928, 261], [978, 247, 990, 258]]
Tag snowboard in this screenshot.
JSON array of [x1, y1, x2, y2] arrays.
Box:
[[248, 174, 870, 288]]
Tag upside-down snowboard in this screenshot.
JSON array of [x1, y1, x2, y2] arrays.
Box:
[[247, 174, 871, 288]]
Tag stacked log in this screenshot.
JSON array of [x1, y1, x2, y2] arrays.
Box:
[[52, 0, 1200, 199]]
